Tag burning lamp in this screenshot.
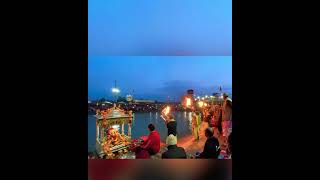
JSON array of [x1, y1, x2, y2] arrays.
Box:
[[186, 98, 191, 107], [162, 106, 171, 115], [198, 101, 204, 108]]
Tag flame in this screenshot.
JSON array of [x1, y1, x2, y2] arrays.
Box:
[[163, 106, 171, 115], [198, 101, 204, 108], [186, 98, 191, 107]]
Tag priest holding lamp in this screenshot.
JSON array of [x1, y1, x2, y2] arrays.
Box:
[[181, 89, 196, 111], [161, 106, 177, 137]]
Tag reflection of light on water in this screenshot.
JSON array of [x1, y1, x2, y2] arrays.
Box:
[[188, 112, 192, 123], [155, 112, 158, 120], [184, 111, 187, 118], [149, 112, 152, 122], [187, 112, 193, 131]]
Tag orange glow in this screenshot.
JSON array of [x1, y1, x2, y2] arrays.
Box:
[[204, 103, 208, 107], [198, 101, 204, 108], [163, 106, 171, 115], [186, 98, 191, 107]]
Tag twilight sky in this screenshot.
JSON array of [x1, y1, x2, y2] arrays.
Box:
[[89, 0, 232, 55], [88, 56, 232, 101]]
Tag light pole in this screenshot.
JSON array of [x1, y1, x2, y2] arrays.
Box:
[[112, 80, 120, 102]]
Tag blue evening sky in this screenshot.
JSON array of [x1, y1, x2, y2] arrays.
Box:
[[89, 56, 232, 101], [89, 0, 232, 55]]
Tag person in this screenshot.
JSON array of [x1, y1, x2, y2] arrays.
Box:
[[162, 113, 177, 136], [209, 110, 215, 127], [227, 132, 232, 158], [197, 127, 220, 159], [217, 105, 223, 136], [134, 146, 150, 159], [140, 124, 161, 156], [191, 112, 200, 141], [162, 134, 187, 159], [206, 109, 212, 125], [222, 93, 232, 142]]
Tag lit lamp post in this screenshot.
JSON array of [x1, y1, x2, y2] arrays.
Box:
[[111, 87, 120, 102]]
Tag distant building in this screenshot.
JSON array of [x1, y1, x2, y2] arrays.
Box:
[[126, 95, 133, 102], [133, 99, 155, 104]]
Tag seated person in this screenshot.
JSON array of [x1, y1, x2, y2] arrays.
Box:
[[197, 127, 220, 159], [162, 134, 187, 159], [134, 146, 150, 159], [140, 124, 161, 156]]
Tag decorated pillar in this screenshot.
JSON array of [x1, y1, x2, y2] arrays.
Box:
[[100, 127, 104, 141], [128, 123, 132, 137], [121, 123, 124, 135], [96, 121, 99, 143]]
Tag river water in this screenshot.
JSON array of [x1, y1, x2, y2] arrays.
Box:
[[88, 111, 194, 152]]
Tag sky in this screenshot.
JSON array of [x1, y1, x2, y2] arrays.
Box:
[[89, 0, 232, 56], [88, 56, 232, 101]]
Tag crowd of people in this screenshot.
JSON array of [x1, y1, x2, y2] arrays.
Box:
[[133, 93, 232, 159]]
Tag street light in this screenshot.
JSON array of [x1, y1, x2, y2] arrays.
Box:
[[111, 87, 120, 102], [112, 88, 120, 93]]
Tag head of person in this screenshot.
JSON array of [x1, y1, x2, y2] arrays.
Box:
[[166, 134, 177, 146], [148, 123, 155, 132], [205, 127, 214, 138], [223, 93, 229, 100]]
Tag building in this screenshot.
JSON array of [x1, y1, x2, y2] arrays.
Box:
[[133, 99, 155, 104]]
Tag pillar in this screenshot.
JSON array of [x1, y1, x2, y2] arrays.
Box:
[[121, 123, 124, 135], [128, 123, 132, 137], [96, 121, 99, 143]]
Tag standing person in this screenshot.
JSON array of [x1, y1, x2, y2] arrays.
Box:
[[196, 111, 202, 131], [140, 124, 161, 156], [217, 106, 223, 136], [191, 112, 198, 141], [208, 110, 215, 127], [161, 112, 177, 137], [192, 112, 201, 141], [166, 114, 177, 137], [196, 128, 220, 159], [222, 93, 232, 143], [162, 134, 187, 159], [227, 132, 232, 159]]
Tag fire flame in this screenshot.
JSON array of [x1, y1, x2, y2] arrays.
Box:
[[198, 101, 204, 108], [163, 106, 171, 115], [186, 98, 191, 107]]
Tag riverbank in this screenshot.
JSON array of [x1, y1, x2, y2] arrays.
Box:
[[152, 122, 227, 159]]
